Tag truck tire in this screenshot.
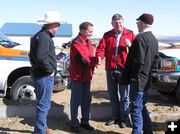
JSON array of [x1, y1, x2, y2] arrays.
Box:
[[10, 76, 36, 102], [175, 78, 180, 103]]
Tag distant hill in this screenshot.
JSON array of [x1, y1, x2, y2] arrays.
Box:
[[156, 35, 180, 43]]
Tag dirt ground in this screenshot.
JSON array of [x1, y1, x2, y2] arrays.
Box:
[[1, 61, 180, 134]]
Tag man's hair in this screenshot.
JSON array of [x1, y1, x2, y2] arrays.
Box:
[[112, 14, 123, 21], [79, 22, 93, 31]]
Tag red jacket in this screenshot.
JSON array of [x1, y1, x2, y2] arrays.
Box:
[[96, 28, 135, 70], [69, 33, 97, 82]]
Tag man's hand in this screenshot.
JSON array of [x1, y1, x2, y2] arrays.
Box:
[[125, 39, 131, 47], [125, 39, 131, 53], [111, 70, 122, 82], [98, 57, 101, 65], [93, 67, 97, 74]]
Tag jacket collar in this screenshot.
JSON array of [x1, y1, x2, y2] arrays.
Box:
[[41, 27, 55, 38], [110, 28, 127, 37], [78, 33, 90, 45]]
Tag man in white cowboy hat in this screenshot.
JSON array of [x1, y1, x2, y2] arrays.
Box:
[[29, 11, 61, 134]]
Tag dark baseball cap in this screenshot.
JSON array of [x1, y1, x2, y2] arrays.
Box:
[[136, 13, 154, 25]]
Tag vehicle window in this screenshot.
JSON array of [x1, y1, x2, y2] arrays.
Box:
[[0, 32, 19, 48], [0, 39, 19, 48]]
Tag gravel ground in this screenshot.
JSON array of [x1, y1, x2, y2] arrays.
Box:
[[0, 61, 180, 134]]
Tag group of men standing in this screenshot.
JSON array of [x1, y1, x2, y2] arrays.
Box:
[[29, 11, 159, 134]]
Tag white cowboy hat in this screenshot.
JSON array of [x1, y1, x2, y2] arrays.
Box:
[[37, 11, 62, 24]]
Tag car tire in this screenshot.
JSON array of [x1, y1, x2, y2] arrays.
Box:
[[67, 80, 71, 89], [53, 78, 69, 92], [176, 93, 180, 103], [158, 90, 174, 95], [10, 76, 36, 102], [175, 79, 180, 103]]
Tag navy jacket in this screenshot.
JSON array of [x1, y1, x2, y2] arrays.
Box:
[[29, 27, 57, 77], [122, 31, 159, 90]]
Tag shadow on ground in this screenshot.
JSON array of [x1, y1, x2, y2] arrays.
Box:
[[147, 89, 180, 107], [1, 98, 120, 134], [1, 87, 180, 133]]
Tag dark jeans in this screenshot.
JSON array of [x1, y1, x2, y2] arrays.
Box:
[[129, 81, 153, 134], [32, 75, 54, 134], [106, 70, 130, 122], [70, 80, 91, 127]]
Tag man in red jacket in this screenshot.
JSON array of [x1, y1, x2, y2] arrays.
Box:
[[69, 22, 99, 133], [96, 14, 135, 128]]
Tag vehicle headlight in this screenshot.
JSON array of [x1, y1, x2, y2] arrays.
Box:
[[57, 60, 64, 70], [161, 59, 176, 71], [56, 55, 70, 76]]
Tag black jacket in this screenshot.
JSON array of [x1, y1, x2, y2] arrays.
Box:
[[122, 31, 159, 90], [29, 27, 57, 77]]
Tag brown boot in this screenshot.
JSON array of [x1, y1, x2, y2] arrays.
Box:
[[46, 128, 52, 134]]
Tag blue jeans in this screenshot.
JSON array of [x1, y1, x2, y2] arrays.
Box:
[[32, 75, 54, 134], [70, 80, 91, 127], [106, 70, 130, 122], [129, 81, 153, 134]]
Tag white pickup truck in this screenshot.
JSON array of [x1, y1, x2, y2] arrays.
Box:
[[0, 32, 69, 102]]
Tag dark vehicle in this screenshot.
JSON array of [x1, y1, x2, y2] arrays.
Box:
[[152, 42, 180, 103], [62, 41, 72, 48]]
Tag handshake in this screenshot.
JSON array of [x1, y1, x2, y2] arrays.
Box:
[[111, 70, 122, 82], [97, 57, 101, 65], [90, 56, 101, 66]]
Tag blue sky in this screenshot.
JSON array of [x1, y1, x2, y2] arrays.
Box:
[[0, 0, 180, 37]]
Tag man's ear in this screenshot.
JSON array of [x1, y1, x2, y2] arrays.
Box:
[[80, 29, 85, 35]]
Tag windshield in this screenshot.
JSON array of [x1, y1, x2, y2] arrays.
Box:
[[0, 32, 20, 48]]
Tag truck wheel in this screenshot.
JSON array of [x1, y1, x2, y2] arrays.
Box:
[[10, 76, 36, 102], [175, 79, 180, 103], [53, 78, 70, 92], [53, 79, 66, 92], [67, 80, 71, 89]]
